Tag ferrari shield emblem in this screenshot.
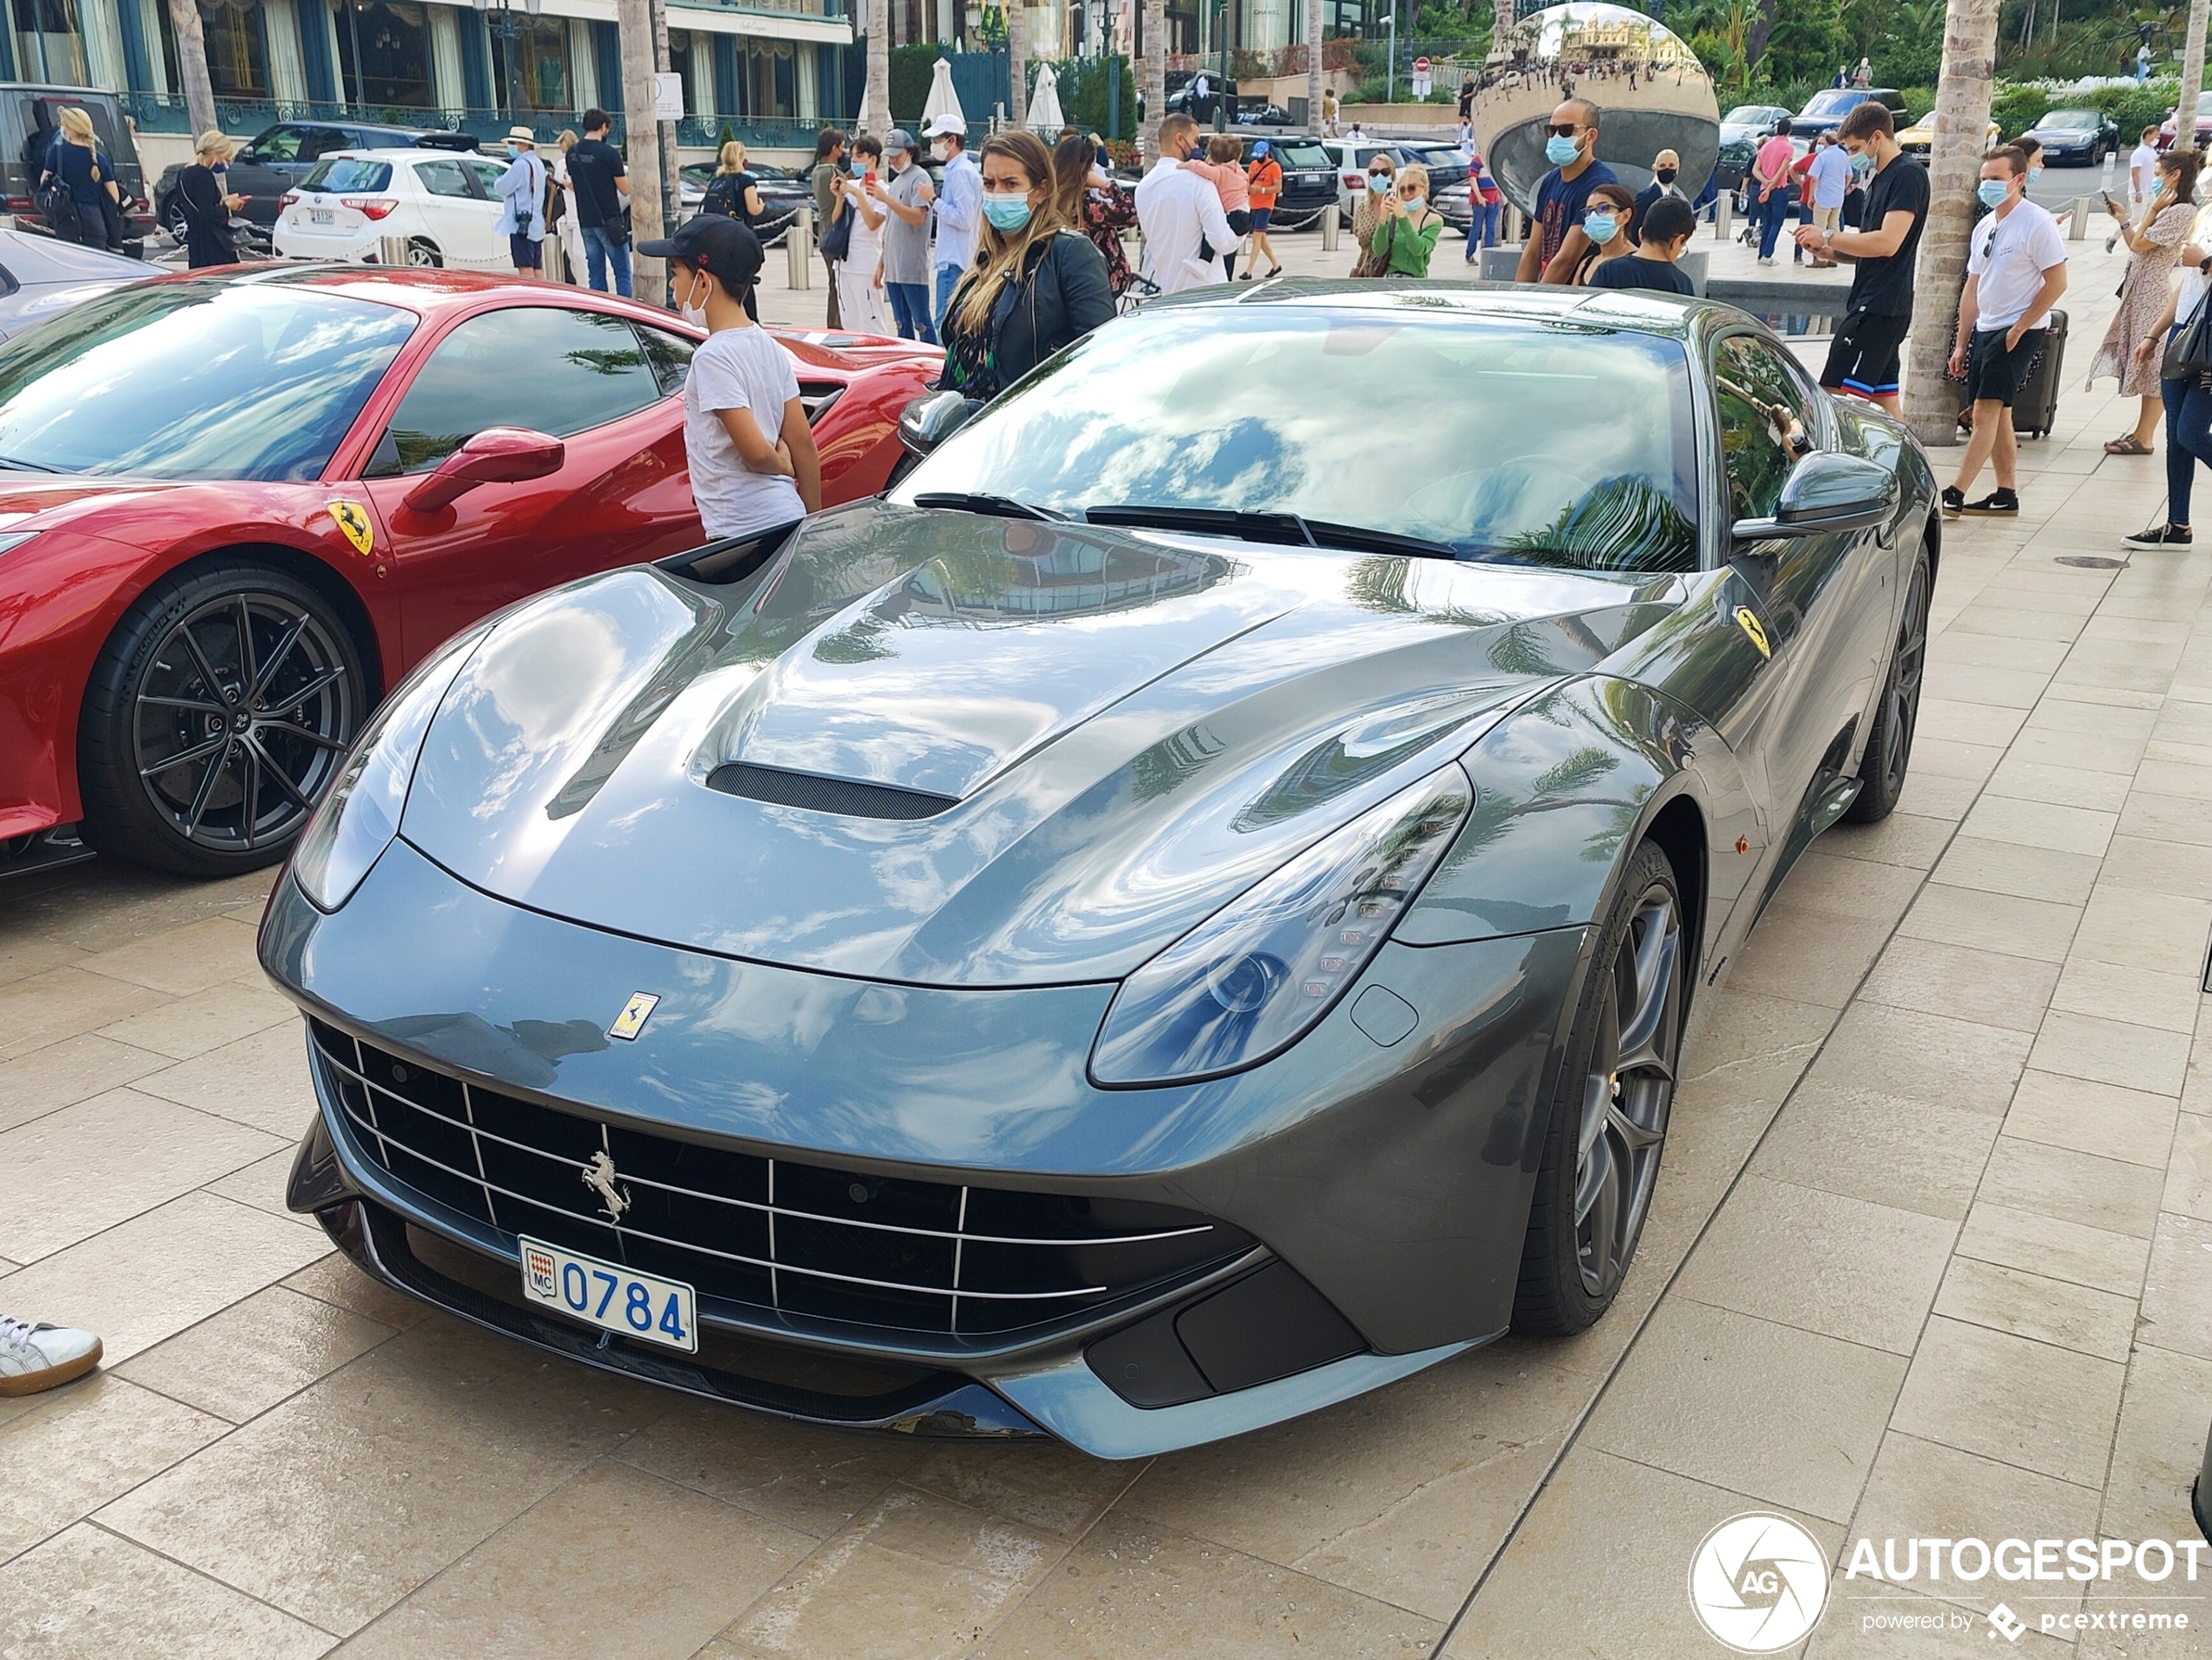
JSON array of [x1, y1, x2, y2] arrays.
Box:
[[609, 992, 659, 1042], [1734, 606, 1771, 660], [327, 500, 374, 557]]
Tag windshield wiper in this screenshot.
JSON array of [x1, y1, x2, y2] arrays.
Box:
[[910, 491, 1064, 522], [0, 455, 68, 474], [1084, 504, 1459, 562]]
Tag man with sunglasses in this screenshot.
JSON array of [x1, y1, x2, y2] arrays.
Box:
[[1514, 98, 1615, 285]]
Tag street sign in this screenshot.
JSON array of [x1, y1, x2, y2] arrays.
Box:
[[653, 71, 685, 121], [1411, 55, 1432, 98]]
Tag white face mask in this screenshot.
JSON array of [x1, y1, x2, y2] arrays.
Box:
[[678, 271, 709, 327], [932, 140, 953, 162]]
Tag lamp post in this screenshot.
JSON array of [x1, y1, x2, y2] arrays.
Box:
[[471, 0, 544, 124]]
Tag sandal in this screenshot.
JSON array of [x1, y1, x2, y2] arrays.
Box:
[[2105, 435, 2153, 455]]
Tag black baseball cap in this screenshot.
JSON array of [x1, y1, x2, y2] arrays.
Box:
[[636, 214, 763, 286]]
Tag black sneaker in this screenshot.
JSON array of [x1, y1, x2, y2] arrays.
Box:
[[2124, 523, 2192, 547], [1960, 489, 2020, 516], [1940, 486, 1966, 516]]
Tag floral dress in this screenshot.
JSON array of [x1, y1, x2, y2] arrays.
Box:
[[1082, 184, 1137, 295], [2092, 201, 2195, 396]]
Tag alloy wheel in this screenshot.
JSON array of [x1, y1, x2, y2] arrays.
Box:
[[1573, 884, 1681, 1299], [1877, 558, 1929, 798], [131, 590, 357, 855]]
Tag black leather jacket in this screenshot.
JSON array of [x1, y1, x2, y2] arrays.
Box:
[[942, 229, 1115, 398]]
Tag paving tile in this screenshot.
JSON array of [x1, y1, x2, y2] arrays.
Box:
[[1817, 811, 1956, 870], [1812, 1581, 2074, 1658], [0, 1374, 227, 1562], [1950, 603, 2090, 641], [206, 1145, 323, 1230], [1891, 1316, 2125, 1488], [1770, 850, 1928, 925], [0, 1088, 285, 1263], [0, 1191, 335, 1364], [1675, 1176, 1956, 1355], [1891, 768, 1980, 821], [1581, 1299, 1903, 1523], [1978, 1136, 2167, 1240], [2137, 1211, 2212, 1363], [93, 980, 294, 1063], [725, 1483, 1069, 1660], [0, 1523, 335, 1660], [281, 1252, 430, 1331], [1723, 902, 1891, 1009], [1749, 1080, 1998, 1221], [1930, 834, 2102, 907], [115, 1285, 395, 1426], [2024, 694, 2159, 739], [2099, 835, 2212, 903], [1676, 989, 1838, 1116], [2119, 790, 2212, 847], [1986, 756, 2134, 814], [2070, 884, 2212, 974], [2134, 759, 2212, 801], [0, 1032, 171, 1135], [336, 1461, 811, 1660], [2006, 724, 2148, 775], [1956, 794, 2119, 858], [1437, 1447, 1840, 1658], [1896, 881, 2080, 963], [1931, 630, 2073, 677], [1910, 734, 2009, 781], [0, 967, 170, 1063], [2162, 1110, 2212, 1221], [2028, 1009, 2193, 1096], [98, 1319, 664, 1636], [1931, 1255, 2137, 1362], [132, 1021, 318, 1138], [2003, 1068, 2182, 1168], [1856, 937, 2060, 1034], [1804, 1002, 2033, 1116], [1923, 662, 2051, 709], [616, 1400, 923, 1537], [0, 931, 86, 993], [2098, 1342, 2212, 1545], [1916, 697, 2035, 746], [903, 1443, 1143, 1540], [74, 915, 265, 995], [2059, 640, 2186, 693], [2049, 957, 2206, 1036]]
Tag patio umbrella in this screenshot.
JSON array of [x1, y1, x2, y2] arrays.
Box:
[[853, 77, 878, 138], [923, 58, 964, 129], [1028, 63, 1066, 132]]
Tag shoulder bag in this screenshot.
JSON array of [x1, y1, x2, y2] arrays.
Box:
[[819, 188, 854, 261], [2162, 284, 2212, 381]]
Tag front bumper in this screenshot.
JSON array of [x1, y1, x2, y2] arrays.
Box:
[[266, 837, 1586, 1455]]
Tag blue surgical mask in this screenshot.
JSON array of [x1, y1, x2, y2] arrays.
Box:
[[2028, 165, 2043, 181], [1977, 178, 2010, 208], [1850, 152, 1873, 178], [982, 194, 1033, 231], [1545, 134, 1580, 166], [1583, 212, 1618, 244], [1367, 172, 1391, 192]]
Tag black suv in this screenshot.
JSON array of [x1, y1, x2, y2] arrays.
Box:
[[0, 84, 155, 257], [153, 119, 476, 234]]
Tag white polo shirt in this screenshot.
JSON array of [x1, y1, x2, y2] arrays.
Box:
[[2132, 142, 2160, 201], [1966, 200, 2067, 334]]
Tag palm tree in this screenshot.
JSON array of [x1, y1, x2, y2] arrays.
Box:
[[1011, 2, 1031, 127], [165, 0, 217, 138], [2177, 0, 2209, 152], [1900, 0, 2004, 445], [867, 0, 891, 137], [1308, 0, 1324, 132], [1496, 0, 1515, 48], [1143, 0, 1167, 163]]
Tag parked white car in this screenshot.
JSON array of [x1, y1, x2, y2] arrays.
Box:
[[273, 148, 513, 270]]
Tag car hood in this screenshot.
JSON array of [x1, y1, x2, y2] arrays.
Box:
[[398, 502, 1674, 986], [0, 476, 196, 531]]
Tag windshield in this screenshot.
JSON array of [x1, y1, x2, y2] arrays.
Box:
[[0, 280, 414, 480], [1801, 90, 1865, 116], [2043, 110, 2099, 129], [1270, 140, 1332, 170], [897, 307, 1700, 572], [1723, 106, 1773, 125], [302, 158, 394, 192]]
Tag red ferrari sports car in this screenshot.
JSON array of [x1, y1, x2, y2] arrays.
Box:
[[0, 266, 936, 877]]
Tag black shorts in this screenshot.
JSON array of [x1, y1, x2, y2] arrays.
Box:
[[1226, 208, 1251, 236], [1821, 309, 1910, 399], [1966, 326, 2045, 407], [509, 232, 543, 269]]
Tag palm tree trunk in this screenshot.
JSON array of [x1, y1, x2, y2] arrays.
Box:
[[1142, 0, 1166, 163], [1495, 0, 1514, 42], [1307, 0, 1323, 130], [1012, 2, 1030, 125], [164, 0, 218, 138], [1900, 0, 2003, 445], [2177, 0, 2210, 152], [866, 0, 891, 133]]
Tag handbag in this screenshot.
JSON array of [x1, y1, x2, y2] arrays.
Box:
[[819, 192, 854, 261], [2162, 293, 2212, 381]]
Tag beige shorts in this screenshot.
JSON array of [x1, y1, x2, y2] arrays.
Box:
[[1813, 206, 1842, 233]]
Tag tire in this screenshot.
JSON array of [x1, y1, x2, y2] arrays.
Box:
[[1843, 543, 1930, 825], [1513, 841, 1684, 1336], [78, 559, 368, 878], [407, 239, 442, 268]]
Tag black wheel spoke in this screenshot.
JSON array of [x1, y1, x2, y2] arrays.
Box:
[[138, 693, 228, 716], [246, 611, 309, 705], [276, 665, 347, 711], [175, 622, 228, 705], [245, 736, 315, 811], [139, 732, 229, 778], [233, 596, 258, 694], [182, 737, 234, 837], [238, 743, 262, 850], [257, 719, 348, 753]]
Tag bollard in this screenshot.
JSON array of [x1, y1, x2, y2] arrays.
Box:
[[786, 203, 813, 290], [2069, 196, 2089, 240], [1320, 201, 1340, 251], [377, 233, 410, 267], [1714, 192, 1731, 243]]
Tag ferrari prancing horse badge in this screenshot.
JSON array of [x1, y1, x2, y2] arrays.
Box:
[[1734, 605, 1771, 660], [327, 500, 374, 557]]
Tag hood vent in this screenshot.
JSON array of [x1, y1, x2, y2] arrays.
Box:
[[707, 762, 958, 820]]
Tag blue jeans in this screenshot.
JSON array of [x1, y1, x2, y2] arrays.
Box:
[[934, 264, 961, 333], [583, 225, 631, 297], [1756, 188, 1790, 259], [1462, 202, 1499, 256], [2161, 356, 2212, 524], [887, 281, 936, 344]]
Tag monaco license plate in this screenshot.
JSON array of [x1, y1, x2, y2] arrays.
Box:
[[310, 207, 334, 225], [519, 1236, 698, 1353]]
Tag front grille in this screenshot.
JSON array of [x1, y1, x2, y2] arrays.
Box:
[[309, 1019, 1251, 1338]]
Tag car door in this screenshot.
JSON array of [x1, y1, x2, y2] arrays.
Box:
[[354, 302, 699, 660], [409, 156, 497, 267]]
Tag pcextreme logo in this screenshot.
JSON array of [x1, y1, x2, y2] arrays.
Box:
[[1688, 1513, 1830, 1652]]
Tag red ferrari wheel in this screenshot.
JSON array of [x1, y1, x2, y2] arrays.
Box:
[[78, 560, 368, 876]]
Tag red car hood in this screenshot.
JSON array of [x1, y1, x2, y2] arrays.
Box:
[[0, 477, 199, 534]]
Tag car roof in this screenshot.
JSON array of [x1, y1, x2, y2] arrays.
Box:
[[1141, 276, 1715, 340], [315, 147, 485, 162]]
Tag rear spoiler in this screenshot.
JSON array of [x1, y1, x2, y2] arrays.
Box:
[[409, 132, 480, 153]]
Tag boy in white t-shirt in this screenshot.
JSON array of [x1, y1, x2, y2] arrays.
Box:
[[636, 215, 820, 538]]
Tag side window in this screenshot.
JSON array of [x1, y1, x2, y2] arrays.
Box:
[[466, 159, 507, 197], [253, 126, 306, 163], [372, 307, 664, 475], [632, 322, 696, 396], [300, 128, 348, 161], [1715, 335, 1813, 523], [415, 158, 474, 199]]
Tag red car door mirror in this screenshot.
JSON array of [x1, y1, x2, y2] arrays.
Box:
[[403, 427, 565, 514]]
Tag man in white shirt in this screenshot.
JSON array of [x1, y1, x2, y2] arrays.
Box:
[[2131, 126, 2161, 211], [1945, 145, 2067, 517], [1135, 113, 1236, 295]]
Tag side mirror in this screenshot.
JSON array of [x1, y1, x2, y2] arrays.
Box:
[[896, 389, 981, 458], [403, 427, 564, 514], [1730, 449, 1897, 545]]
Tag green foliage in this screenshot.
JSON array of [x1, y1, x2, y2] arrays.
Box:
[[2073, 80, 2178, 140], [1990, 83, 2055, 138], [889, 43, 941, 125], [1760, 0, 1847, 90], [1042, 55, 1138, 137]]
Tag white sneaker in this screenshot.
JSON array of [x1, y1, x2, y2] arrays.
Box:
[[0, 1315, 102, 1397]]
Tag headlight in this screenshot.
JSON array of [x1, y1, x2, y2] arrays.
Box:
[[1090, 765, 1474, 1087], [288, 627, 485, 912]]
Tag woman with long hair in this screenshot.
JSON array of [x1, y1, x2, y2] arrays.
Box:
[[1372, 162, 1442, 277], [702, 140, 765, 226], [938, 130, 1113, 400], [1054, 132, 1136, 295], [1351, 152, 1395, 275], [1572, 181, 1639, 285], [38, 106, 121, 249], [551, 129, 584, 284], [2095, 147, 2202, 455]]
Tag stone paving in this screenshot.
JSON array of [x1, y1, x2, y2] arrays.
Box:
[[3, 219, 2210, 1658]]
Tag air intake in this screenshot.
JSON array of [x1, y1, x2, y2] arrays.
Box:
[[706, 762, 958, 820]]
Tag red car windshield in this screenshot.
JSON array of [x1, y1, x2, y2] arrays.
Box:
[[0, 280, 415, 481]]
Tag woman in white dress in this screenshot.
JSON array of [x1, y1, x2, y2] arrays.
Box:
[[833, 133, 894, 336], [551, 130, 584, 286]]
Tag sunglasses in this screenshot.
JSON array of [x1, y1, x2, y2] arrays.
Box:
[[1543, 123, 1583, 138], [1367, 171, 1391, 180]]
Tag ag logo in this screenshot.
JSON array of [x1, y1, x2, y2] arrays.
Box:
[[327, 499, 374, 557], [1688, 1512, 1829, 1652], [1735, 605, 1771, 660]]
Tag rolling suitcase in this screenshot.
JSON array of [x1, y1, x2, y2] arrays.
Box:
[[1952, 308, 2067, 438]]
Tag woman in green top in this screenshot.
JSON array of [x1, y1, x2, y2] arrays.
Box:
[[1373, 163, 1442, 277]]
